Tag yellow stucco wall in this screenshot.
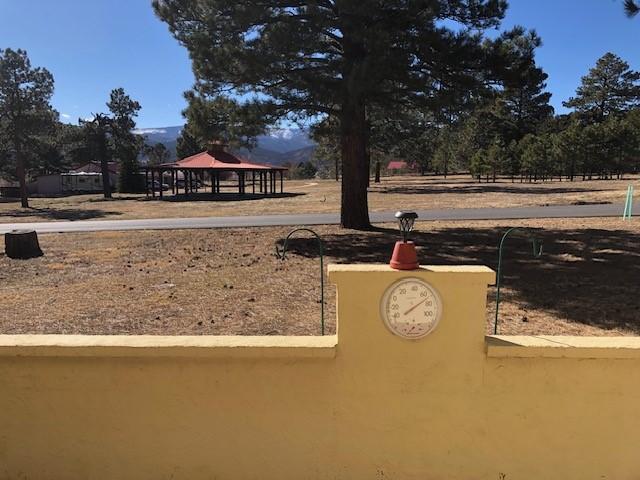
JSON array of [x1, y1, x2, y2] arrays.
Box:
[[1, 264, 639, 479]]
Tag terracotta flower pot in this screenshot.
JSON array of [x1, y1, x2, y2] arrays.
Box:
[[389, 241, 419, 270]]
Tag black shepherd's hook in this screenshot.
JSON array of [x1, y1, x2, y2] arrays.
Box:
[[275, 228, 325, 335]]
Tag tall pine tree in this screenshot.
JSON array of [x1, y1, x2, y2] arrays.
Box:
[[0, 48, 56, 207], [176, 128, 202, 159], [153, 0, 520, 229], [180, 90, 268, 150], [80, 113, 113, 198], [563, 52, 640, 122], [493, 28, 554, 139], [108, 88, 143, 193]]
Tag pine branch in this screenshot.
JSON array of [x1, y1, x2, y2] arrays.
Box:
[[624, 0, 640, 18]]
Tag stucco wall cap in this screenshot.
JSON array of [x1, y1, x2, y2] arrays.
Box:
[[0, 334, 338, 358], [328, 264, 495, 284], [487, 335, 640, 359]]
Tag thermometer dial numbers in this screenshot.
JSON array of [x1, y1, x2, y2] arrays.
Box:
[[380, 278, 442, 339]]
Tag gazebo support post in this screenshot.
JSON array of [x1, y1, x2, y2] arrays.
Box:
[[159, 169, 163, 199], [145, 169, 149, 198], [184, 170, 188, 195], [280, 171, 283, 193], [151, 169, 156, 199], [252, 171, 256, 194]]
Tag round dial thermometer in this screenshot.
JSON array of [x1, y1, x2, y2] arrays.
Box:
[[380, 278, 442, 339]]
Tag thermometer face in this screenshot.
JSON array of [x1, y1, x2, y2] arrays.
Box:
[[380, 278, 442, 339]]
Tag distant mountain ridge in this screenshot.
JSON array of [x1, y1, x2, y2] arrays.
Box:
[[133, 126, 316, 165]]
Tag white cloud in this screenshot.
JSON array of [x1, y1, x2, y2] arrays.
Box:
[[60, 113, 71, 119]]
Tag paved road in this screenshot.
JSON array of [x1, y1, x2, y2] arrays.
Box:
[[0, 202, 635, 234]]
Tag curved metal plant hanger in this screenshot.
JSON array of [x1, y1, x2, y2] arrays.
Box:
[[275, 228, 325, 335], [493, 227, 544, 335]]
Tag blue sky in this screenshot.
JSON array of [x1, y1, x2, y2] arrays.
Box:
[[1, 0, 638, 128]]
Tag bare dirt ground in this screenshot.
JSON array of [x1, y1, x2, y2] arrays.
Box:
[[1, 217, 638, 336], [1, 174, 637, 223]]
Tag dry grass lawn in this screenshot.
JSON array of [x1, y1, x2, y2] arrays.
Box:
[[1, 217, 638, 336], [1, 174, 637, 223]]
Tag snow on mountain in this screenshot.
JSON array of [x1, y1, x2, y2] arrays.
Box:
[[133, 126, 183, 145], [132, 128, 168, 135], [268, 128, 295, 140], [259, 128, 315, 153], [135, 125, 315, 163]]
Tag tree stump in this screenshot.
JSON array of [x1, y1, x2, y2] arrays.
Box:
[[5, 230, 43, 259]]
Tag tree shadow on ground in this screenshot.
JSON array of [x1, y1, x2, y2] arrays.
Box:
[[280, 226, 640, 334], [84, 196, 145, 203], [149, 192, 306, 202], [0, 207, 123, 221], [373, 184, 606, 196]]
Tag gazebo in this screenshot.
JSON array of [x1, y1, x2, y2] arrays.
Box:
[[142, 142, 288, 199]]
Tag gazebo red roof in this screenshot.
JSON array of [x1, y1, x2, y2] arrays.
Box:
[[160, 150, 287, 171]]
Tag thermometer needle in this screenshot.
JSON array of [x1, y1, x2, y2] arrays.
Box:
[[403, 298, 426, 316]]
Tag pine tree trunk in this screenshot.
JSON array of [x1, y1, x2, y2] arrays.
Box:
[[340, 100, 370, 230], [366, 146, 371, 188], [98, 130, 112, 199], [375, 160, 381, 183], [5, 230, 43, 259], [16, 151, 29, 208], [101, 158, 112, 199]]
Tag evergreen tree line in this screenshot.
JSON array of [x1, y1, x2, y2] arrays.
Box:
[[309, 51, 640, 184], [466, 109, 640, 182], [0, 48, 153, 207], [414, 52, 640, 182]]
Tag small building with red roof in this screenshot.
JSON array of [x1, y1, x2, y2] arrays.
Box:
[[143, 141, 288, 199], [387, 160, 418, 173]]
